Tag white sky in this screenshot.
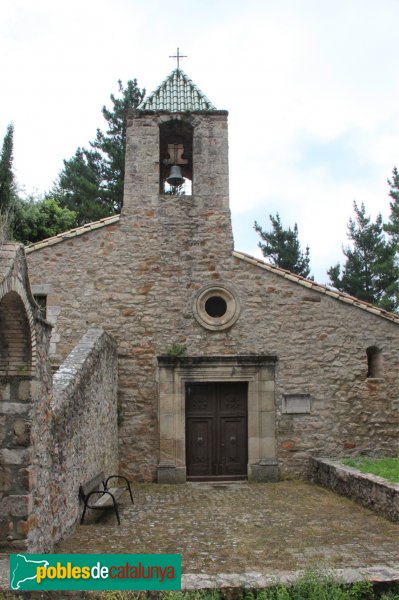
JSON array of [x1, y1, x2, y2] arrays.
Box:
[[1, 0, 399, 283]]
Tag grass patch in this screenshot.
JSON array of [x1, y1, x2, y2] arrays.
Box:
[[94, 574, 399, 600], [85, 580, 399, 600], [341, 456, 399, 483], [1, 572, 398, 600], [4, 579, 389, 600]]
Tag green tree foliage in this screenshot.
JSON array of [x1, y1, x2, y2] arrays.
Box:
[[384, 166, 399, 246], [327, 201, 398, 311], [0, 123, 19, 241], [91, 79, 145, 210], [383, 167, 399, 310], [52, 148, 107, 225], [0, 123, 16, 213], [254, 213, 312, 278], [13, 197, 77, 245], [52, 79, 145, 225]]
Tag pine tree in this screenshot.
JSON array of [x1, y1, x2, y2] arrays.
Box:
[[254, 213, 312, 278], [384, 166, 399, 246], [0, 123, 18, 240], [328, 201, 397, 311], [383, 167, 399, 310], [52, 148, 107, 225], [0, 123, 16, 213], [90, 79, 145, 212], [52, 79, 145, 224]]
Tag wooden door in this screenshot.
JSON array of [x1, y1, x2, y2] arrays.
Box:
[[186, 382, 248, 480]]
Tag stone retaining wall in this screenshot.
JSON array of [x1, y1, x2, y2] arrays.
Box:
[[41, 328, 118, 548], [309, 456, 399, 522]]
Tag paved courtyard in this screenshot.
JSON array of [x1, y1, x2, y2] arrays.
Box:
[[1, 481, 398, 590], [55, 481, 399, 579]]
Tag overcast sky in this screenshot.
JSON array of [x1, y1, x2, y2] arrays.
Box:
[[1, 0, 399, 282]]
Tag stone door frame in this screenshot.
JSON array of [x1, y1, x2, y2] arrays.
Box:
[[157, 355, 278, 483]]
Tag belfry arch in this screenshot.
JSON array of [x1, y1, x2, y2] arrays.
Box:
[[159, 119, 193, 194]]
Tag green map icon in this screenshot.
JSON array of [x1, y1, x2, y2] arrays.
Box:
[[10, 554, 49, 590]]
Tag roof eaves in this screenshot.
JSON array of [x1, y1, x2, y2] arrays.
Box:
[[233, 250, 399, 325], [25, 214, 120, 254]]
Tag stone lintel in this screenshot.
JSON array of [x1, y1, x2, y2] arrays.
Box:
[[0, 402, 31, 415], [31, 284, 52, 295], [157, 355, 278, 368]]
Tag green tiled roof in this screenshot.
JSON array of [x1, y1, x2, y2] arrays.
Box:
[[138, 68, 216, 112]]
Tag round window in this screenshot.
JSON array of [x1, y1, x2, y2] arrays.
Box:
[[193, 285, 240, 331], [205, 296, 227, 318]]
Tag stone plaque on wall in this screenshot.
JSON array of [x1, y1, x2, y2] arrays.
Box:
[[282, 394, 311, 414]]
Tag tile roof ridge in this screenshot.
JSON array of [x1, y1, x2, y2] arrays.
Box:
[[25, 214, 120, 254], [233, 250, 399, 324]]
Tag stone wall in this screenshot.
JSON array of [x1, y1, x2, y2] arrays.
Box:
[[25, 214, 399, 482], [46, 328, 118, 545], [25, 109, 399, 482], [0, 243, 119, 551], [309, 457, 399, 522], [0, 244, 53, 551], [26, 328, 118, 551]]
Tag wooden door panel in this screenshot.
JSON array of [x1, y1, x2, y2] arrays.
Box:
[[219, 383, 247, 416], [186, 418, 213, 476], [186, 383, 214, 415], [220, 417, 247, 475], [186, 382, 248, 479]]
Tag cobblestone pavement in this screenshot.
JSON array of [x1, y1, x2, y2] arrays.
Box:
[[55, 481, 399, 577], [1, 482, 398, 590]]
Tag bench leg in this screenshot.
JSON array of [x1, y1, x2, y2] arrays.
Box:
[[114, 503, 121, 526], [81, 504, 88, 524], [127, 482, 134, 505]]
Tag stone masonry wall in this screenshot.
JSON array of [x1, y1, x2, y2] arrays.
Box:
[[26, 218, 399, 481], [41, 328, 118, 548], [23, 328, 118, 552], [25, 314, 54, 552], [25, 110, 399, 482], [1, 245, 119, 551], [309, 457, 399, 522], [0, 244, 53, 551]]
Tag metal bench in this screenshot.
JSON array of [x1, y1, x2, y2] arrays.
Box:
[[79, 471, 134, 525]]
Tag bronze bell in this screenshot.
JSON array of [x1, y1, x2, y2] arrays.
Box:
[[166, 165, 185, 187]]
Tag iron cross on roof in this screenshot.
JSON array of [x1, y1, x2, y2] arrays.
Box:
[[169, 47, 187, 69]]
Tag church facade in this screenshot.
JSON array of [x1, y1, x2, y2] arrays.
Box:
[[26, 69, 399, 483]]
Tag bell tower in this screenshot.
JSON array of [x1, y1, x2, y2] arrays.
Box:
[[121, 67, 234, 257]]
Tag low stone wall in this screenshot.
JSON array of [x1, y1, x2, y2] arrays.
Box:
[[309, 456, 399, 522], [25, 328, 118, 551]]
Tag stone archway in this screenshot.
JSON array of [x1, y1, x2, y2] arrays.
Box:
[[157, 355, 278, 483], [0, 248, 37, 550]]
